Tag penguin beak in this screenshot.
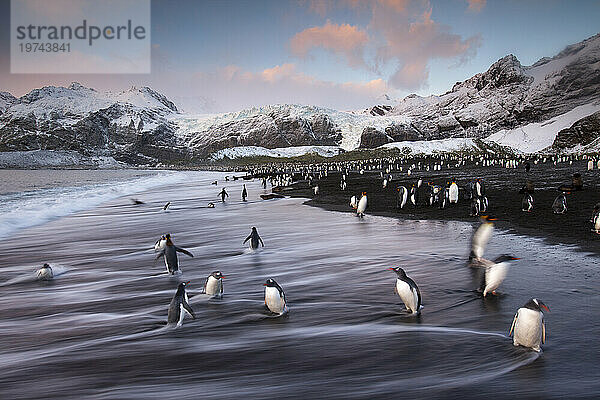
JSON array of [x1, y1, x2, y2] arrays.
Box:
[[510, 257, 520, 260], [220, 276, 226, 279], [185, 281, 190, 285], [263, 283, 268, 286], [540, 302, 550, 312]]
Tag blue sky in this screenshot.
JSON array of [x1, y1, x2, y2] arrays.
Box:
[[0, 0, 599, 112]]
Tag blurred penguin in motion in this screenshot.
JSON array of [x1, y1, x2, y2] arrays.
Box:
[[356, 192, 367, 218], [552, 192, 568, 214], [478, 255, 520, 296], [167, 281, 196, 327], [155, 234, 194, 275], [522, 193, 534, 212], [469, 215, 496, 265], [36, 263, 53, 281], [509, 298, 549, 352]]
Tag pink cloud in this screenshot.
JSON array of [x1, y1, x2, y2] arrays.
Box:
[[290, 21, 369, 68], [466, 0, 486, 12], [298, 0, 481, 90]]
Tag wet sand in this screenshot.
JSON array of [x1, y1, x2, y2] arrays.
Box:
[[282, 160, 600, 254]]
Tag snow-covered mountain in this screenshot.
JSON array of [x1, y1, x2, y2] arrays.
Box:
[[1, 33, 599, 165]]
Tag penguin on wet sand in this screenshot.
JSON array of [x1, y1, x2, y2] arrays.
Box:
[[397, 186, 408, 209], [448, 181, 459, 204], [356, 192, 367, 218], [478, 255, 520, 296], [264, 278, 288, 315], [389, 267, 422, 315], [155, 234, 194, 274], [522, 193, 534, 212], [167, 281, 196, 327], [509, 298, 549, 352], [219, 188, 229, 202], [154, 234, 167, 251], [242, 185, 248, 202], [244, 227, 264, 249], [591, 203, 600, 233], [552, 192, 568, 214], [163, 202, 171, 211], [204, 271, 225, 297], [36, 263, 53, 281]]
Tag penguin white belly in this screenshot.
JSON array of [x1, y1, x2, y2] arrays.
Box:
[[265, 287, 286, 314], [357, 197, 367, 214], [471, 224, 493, 258], [395, 279, 418, 313], [177, 304, 186, 327], [594, 215, 600, 232], [449, 184, 458, 203], [36, 268, 53, 281], [483, 262, 509, 295], [513, 308, 543, 351], [205, 277, 222, 296]]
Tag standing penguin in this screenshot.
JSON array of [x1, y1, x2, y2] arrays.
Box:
[[509, 298, 549, 352], [244, 227, 264, 249], [552, 192, 568, 214], [356, 192, 367, 218], [204, 271, 225, 297], [155, 234, 194, 275], [264, 278, 288, 315], [522, 193, 534, 212], [350, 195, 358, 210], [242, 185, 248, 202], [449, 181, 459, 204], [397, 186, 408, 209], [469, 215, 495, 263], [154, 234, 167, 251], [479, 255, 520, 296], [480, 196, 489, 213], [36, 263, 54, 281], [591, 203, 600, 233], [389, 267, 422, 314], [167, 281, 196, 327], [470, 197, 481, 217], [219, 188, 229, 202], [410, 184, 417, 206]]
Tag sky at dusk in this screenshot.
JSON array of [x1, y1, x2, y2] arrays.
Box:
[[0, 0, 599, 113]]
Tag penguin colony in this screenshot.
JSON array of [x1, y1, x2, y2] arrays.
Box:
[[34, 152, 600, 355]]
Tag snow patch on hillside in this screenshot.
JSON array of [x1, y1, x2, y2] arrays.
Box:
[[210, 145, 341, 160], [486, 103, 600, 153], [380, 138, 481, 155], [0, 150, 124, 169]]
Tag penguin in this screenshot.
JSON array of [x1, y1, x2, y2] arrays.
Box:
[[552, 192, 568, 214], [131, 198, 144, 205], [448, 181, 459, 204], [591, 203, 600, 234], [479, 255, 520, 296], [204, 271, 225, 297], [154, 234, 167, 251], [350, 195, 358, 210], [439, 185, 448, 209], [163, 202, 171, 211], [356, 192, 367, 218], [167, 281, 196, 327], [469, 215, 495, 263], [410, 184, 417, 206], [313, 185, 319, 196], [522, 193, 534, 212], [36, 263, 53, 281], [154, 234, 194, 274], [509, 298, 549, 352], [397, 186, 408, 209], [244, 227, 264, 249], [242, 184, 248, 201], [389, 267, 422, 314], [264, 278, 288, 314], [207, 202, 215, 208], [480, 196, 489, 213], [219, 188, 229, 202], [470, 197, 480, 217], [212, 181, 218, 185]]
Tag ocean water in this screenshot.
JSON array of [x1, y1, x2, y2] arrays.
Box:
[[0, 170, 598, 399]]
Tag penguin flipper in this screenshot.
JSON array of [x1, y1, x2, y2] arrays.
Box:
[[155, 250, 165, 260], [176, 247, 194, 258], [509, 312, 518, 337], [183, 301, 196, 319]]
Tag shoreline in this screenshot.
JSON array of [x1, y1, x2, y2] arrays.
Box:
[[281, 160, 600, 255]]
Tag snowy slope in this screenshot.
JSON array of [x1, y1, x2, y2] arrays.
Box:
[[486, 103, 600, 153], [380, 138, 481, 155], [210, 145, 342, 160]]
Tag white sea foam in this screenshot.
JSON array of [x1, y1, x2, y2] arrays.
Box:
[[0, 171, 194, 239]]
